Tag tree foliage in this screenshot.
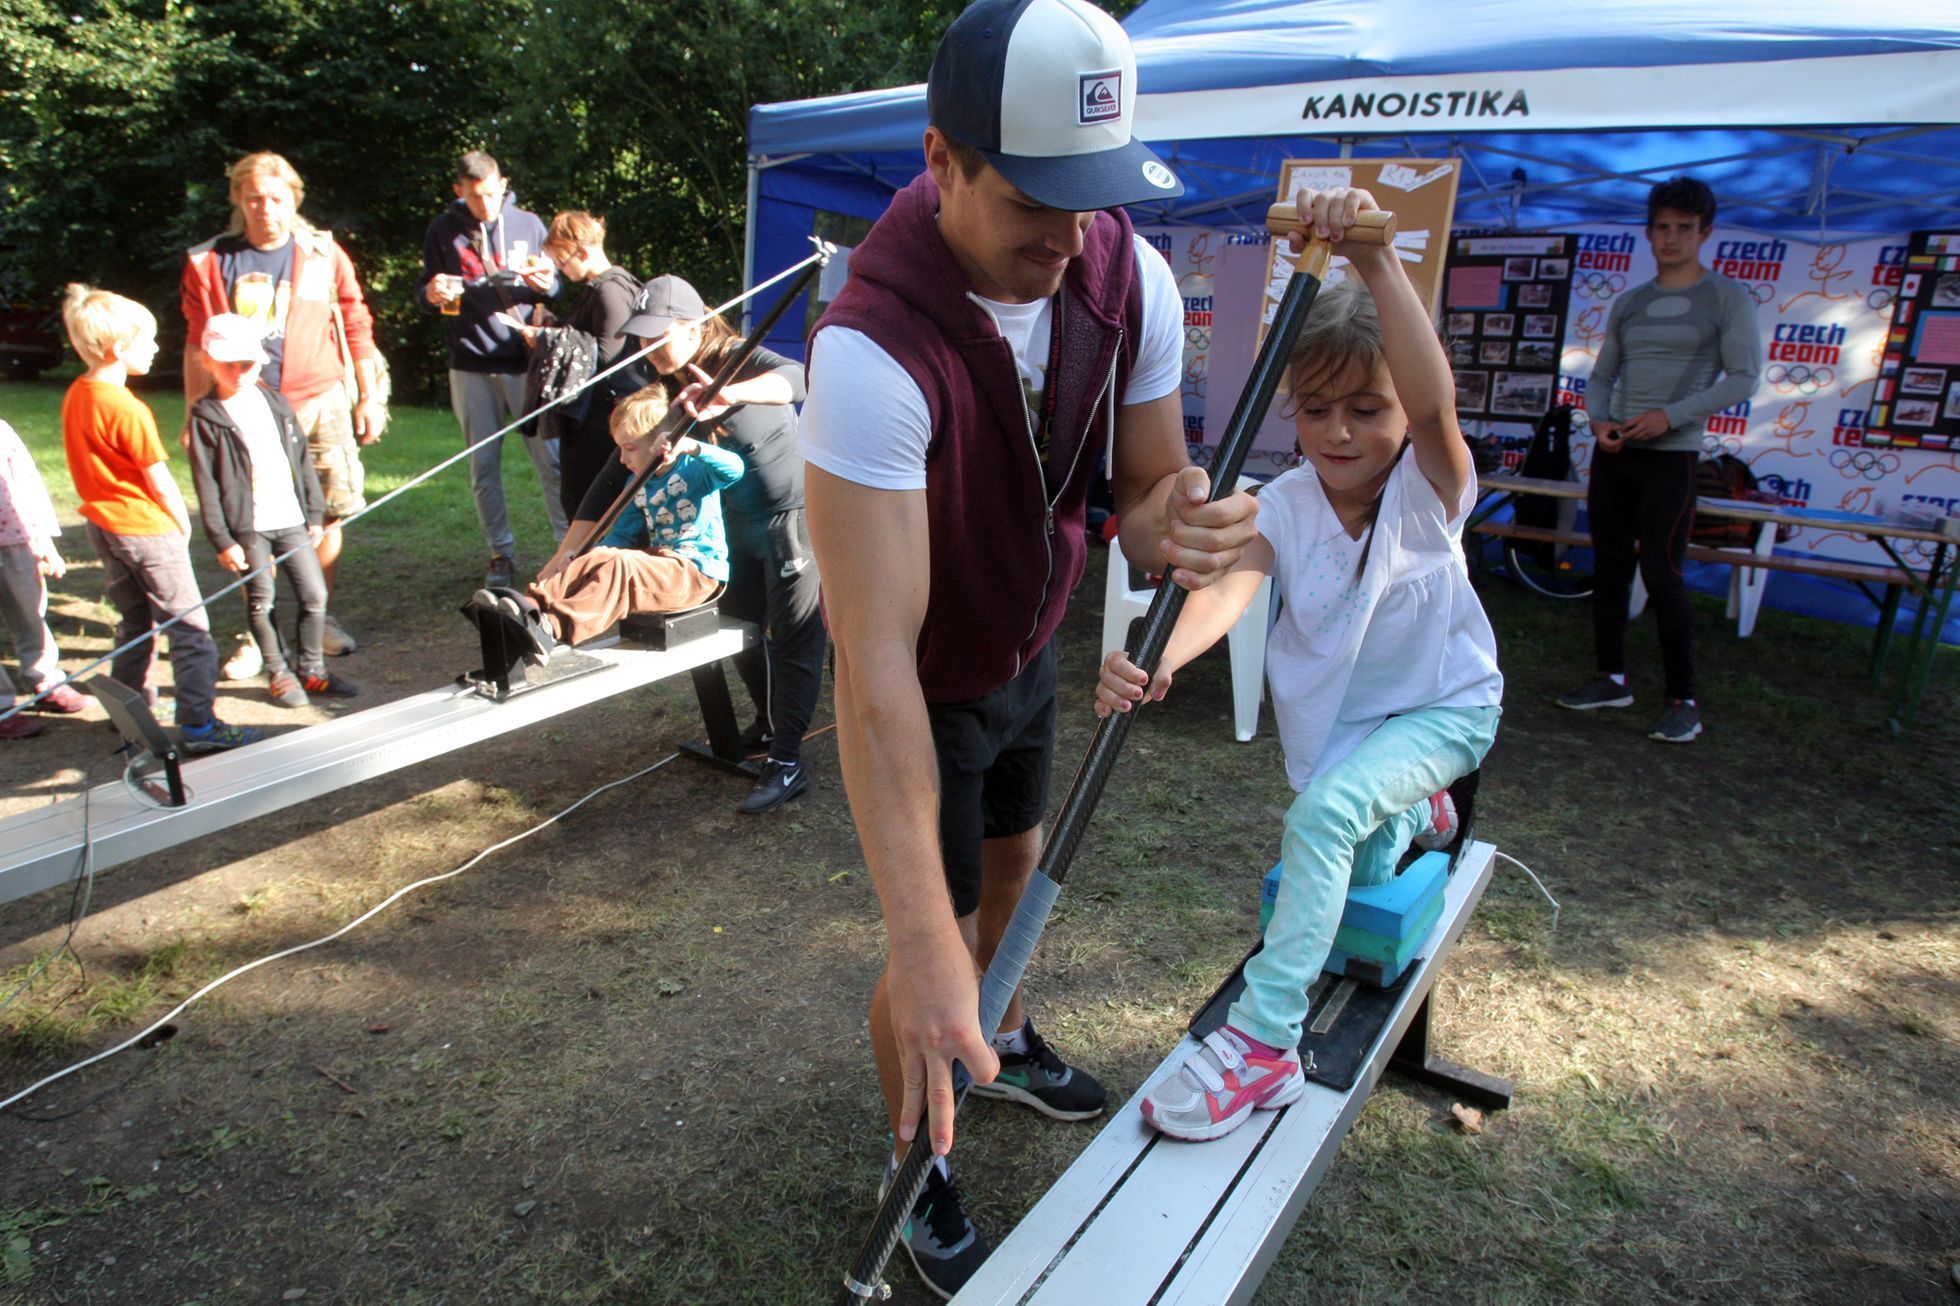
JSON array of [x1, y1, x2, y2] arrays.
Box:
[[1, 0, 1133, 397]]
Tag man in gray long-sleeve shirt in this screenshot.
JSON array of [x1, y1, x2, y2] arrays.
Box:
[[1557, 176, 1763, 744]]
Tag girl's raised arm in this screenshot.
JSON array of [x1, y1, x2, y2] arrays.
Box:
[[1293, 187, 1470, 508]]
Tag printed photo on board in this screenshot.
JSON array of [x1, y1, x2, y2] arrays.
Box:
[[1491, 370, 1553, 417], [1933, 275, 1960, 309], [1445, 312, 1477, 337], [1523, 314, 1558, 338], [1479, 340, 1512, 365], [1517, 283, 1553, 308], [1945, 385, 1960, 420], [1515, 341, 1557, 369], [1536, 258, 1570, 280], [1894, 397, 1938, 426], [1454, 370, 1488, 413], [1483, 314, 1516, 336], [1901, 366, 1947, 395], [1503, 256, 1535, 281]]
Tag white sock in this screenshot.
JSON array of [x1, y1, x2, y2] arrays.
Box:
[[1607, 673, 1628, 686], [992, 1021, 1032, 1056]]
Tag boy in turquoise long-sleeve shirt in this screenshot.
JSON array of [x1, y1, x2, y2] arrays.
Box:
[[465, 385, 741, 658]]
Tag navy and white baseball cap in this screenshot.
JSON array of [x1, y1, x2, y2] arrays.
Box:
[[928, 0, 1182, 212]]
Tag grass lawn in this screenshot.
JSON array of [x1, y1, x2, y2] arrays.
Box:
[[0, 372, 1956, 1303]]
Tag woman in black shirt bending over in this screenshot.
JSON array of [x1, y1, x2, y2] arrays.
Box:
[[539, 275, 823, 815]]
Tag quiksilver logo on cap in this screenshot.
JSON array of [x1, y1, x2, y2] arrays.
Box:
[[1078, 69, 1121, 124]]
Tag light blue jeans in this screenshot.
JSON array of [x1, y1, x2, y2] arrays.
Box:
[[1229, 704, 1501, 1050]]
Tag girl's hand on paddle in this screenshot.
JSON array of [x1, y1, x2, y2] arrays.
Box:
[[888, 927, 999, 1157], [1285, 186, 1388, 264], [217, 544, 247, 574], [677, 363, 733, 423], [1162, 466, 1258, 589], [1095, 649, 1171, 716]]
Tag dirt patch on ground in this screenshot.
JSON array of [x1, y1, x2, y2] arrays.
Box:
[[3, 550, 1957, 1304]]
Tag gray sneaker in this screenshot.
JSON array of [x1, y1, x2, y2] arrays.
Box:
[[1140, 1027, 1305, 1142], [1648, 700, 1703, 743], [1556, 676, 1633, 710], [878, 1162, 990, 1301], [322, 613, 358, 657]]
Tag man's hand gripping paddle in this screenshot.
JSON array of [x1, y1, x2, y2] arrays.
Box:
[[835, 202, 1396, 1303], [575, 244, 832, 560]]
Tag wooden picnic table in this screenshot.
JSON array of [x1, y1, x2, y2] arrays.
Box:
[[1470, 473, 1959, 731]]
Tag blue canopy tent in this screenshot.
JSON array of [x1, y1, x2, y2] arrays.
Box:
[[745, 0, 1960, 351], [744, 1, 1960, 648]]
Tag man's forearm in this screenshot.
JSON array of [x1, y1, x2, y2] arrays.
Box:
[[355, 357, 382, 402], [832, 642, 958, 952], [1112, 472, 1178, 580]]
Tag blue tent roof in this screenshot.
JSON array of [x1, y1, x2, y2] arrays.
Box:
[[745, 1, 1960, 343]]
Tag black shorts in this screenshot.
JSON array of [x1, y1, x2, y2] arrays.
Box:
[[926, 642, 1058, 918]]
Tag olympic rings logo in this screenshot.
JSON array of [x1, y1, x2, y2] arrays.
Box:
[[1830, 448, 1900, 480], [1747, 282, 1776, 305], [1767, 363, 1834, 395], [1866, 287, 1896, 312], [1573, 272, 1626, 299], [1185, 326, 1211, 352]]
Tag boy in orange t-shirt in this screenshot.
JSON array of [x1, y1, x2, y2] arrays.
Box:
[[60, 284, 259, 753]]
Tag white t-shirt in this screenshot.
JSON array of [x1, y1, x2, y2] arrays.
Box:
[[1258, 451, 1503, 790], [221, 385, 305, 533], [800, 234, 1184, 490]]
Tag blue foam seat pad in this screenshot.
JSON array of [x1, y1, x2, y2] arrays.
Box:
[[1333, 888, 1444, 969], [1341, 850, 1449, 939]]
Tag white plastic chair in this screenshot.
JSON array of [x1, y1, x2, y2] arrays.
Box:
[[1100, 480, 1276, 742]]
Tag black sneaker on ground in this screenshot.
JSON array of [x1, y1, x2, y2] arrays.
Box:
[[300, 669, 361, 699], [178, 719, 261, 754], [1648, 700, 1703, 743], [1555, 676, 1634, 710], [737, 718, 772, 756], [738, 759, 807, 814], [883, 1163, 990, 1301], [967, 1019, 1107, 1121]]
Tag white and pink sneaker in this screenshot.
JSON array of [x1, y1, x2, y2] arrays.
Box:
[[1141, 1026, 1305, 1142]]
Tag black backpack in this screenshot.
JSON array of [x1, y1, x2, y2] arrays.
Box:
[[1692, 454, 1758, 548]]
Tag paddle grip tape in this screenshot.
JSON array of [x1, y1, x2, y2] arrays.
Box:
[[978, 871, 1061, 1037]]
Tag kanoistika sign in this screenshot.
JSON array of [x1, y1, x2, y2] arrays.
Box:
[[1300, 88, 1530, 124]]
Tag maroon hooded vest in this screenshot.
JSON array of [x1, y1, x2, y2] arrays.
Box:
[[814, 173, 1142, 702]]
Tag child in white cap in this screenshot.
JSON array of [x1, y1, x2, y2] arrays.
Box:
[[186, 313, 357, 707]]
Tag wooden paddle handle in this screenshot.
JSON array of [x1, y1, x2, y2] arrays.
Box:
[[1265, 205, 1397, 244]]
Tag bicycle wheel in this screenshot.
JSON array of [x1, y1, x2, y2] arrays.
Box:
[[1503, 538, 1594, 599]]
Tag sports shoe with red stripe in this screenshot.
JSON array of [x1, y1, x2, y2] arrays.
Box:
[[1141, 1026, 1304, 1142]]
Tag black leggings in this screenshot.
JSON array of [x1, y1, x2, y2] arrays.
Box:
[[1588, 448, 1698, 701], [721, 508, 826, 765]]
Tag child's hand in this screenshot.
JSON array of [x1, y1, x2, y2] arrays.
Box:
[[307, 524, 324, 546], [493, 310, 537, 341], [1285, 186, 1386, 263], [217, 545, 248, 573], [32, 541, 64, 579], [1094, 649, 1173, 717]]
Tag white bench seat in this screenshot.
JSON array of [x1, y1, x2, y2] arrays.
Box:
[[955, 840, 1502, 1306]]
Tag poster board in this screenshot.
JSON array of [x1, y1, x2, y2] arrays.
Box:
[[1443, 233, 1574, 422], [1257, 158, 1461, 348], [1863, 229, 1960, 451]]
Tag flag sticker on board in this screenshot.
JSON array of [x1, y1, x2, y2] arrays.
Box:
[[1079, 70, 1121, 124]]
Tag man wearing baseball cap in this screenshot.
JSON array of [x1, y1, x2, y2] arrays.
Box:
[[800, 0, 1258, 1293]]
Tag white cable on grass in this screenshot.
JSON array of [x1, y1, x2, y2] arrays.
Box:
[[1494, 850, 1560, 931], [0, 751, 680, 1115], [0, 248, 828, 724]]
